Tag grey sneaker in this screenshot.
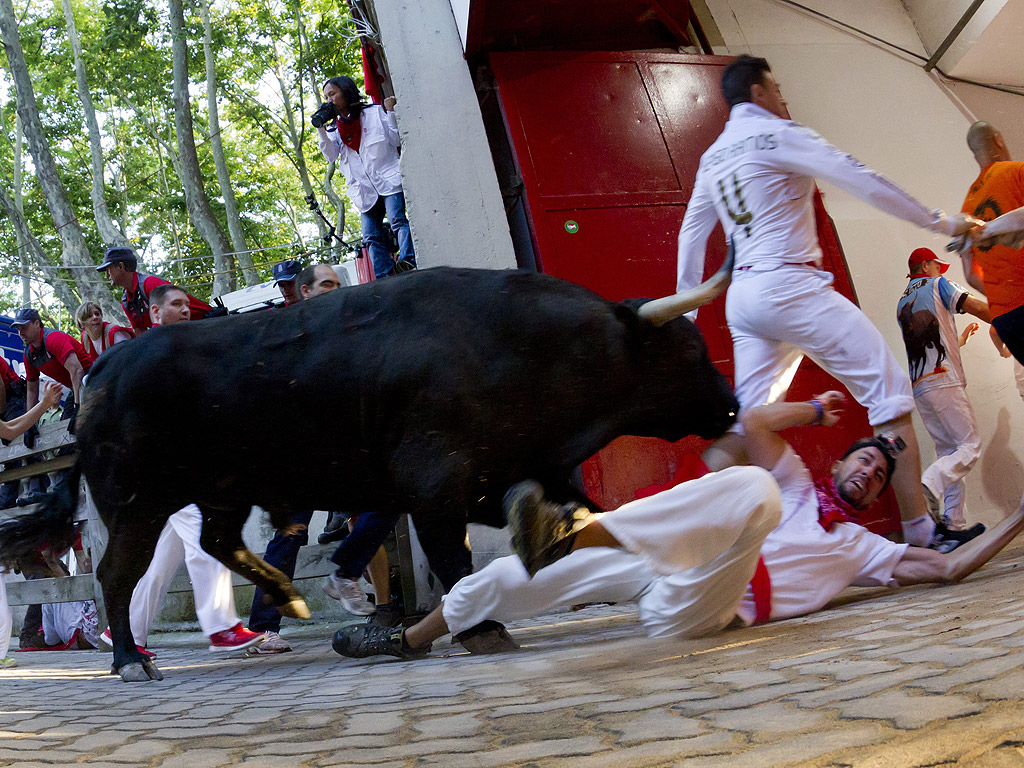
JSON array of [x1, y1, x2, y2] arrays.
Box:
[[323, 573, 375, 615], [504, 480, 595, 576], [247, 630, 292, 655], [332, 624, 429, 660], [367, 602, 404, 628]]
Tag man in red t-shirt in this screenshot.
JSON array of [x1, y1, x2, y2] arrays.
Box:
[[96, 246, 211, 332], [11, 308, 92, 418]]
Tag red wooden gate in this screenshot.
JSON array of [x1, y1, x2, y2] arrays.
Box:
[[490, 50, 898, 534]]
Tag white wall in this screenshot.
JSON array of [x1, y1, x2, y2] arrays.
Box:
[[901, 0, 1008, 71], [706, 0, 1024, 524], [372, 0, 517, 270]]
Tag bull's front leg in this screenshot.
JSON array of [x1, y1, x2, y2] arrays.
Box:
[[197, 505, 311, 620], [96, 525, 164, 682]]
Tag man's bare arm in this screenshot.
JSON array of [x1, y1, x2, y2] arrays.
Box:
[[740, 391, 846, 472], [894, 505, 1024, 585]]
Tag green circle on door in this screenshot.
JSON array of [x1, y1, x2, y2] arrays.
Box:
[[564, 220, 579, 234]]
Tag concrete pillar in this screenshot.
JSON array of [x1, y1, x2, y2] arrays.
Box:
[[370, 0, 517, 270]]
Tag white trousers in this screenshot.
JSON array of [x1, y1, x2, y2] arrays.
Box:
[[42, 600, 99, 648], [0, 574, 11, 658], [129, 504, 239, 645], [727, 266, 915, 426], [917, 386, 982, 529], [442, 467, 781, 639]]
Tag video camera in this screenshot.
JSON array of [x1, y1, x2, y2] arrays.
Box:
[[311, 101, 338, 129]]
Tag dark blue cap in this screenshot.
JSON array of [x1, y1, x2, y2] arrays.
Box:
[[273, 259, 303, 284], [11, 307, 40, 327], [97, 246, 137, 271]]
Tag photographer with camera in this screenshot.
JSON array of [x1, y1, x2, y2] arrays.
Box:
[[314, 76, 415, 279]]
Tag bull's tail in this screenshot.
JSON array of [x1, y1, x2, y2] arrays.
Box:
[[0, 461, 80, 569]]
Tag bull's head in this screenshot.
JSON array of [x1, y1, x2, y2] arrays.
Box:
[[637, 244, 734, 326]]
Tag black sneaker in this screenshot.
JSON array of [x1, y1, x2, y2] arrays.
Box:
[[367, 602, 404, 628], [504, 481, 595, 577], [317, 512, 350, 545], [930, 521, 986, 554], [453, 620, 520, 654], [332, 624, 429, 660]]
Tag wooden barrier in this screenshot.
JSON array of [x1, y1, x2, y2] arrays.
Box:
[[1, 420, 429, 630]]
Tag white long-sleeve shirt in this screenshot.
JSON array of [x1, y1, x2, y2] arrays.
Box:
[[677, 103, 955, 293], [317, 105, 402, 213]]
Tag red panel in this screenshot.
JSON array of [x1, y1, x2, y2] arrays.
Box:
[[491, 51, 899, 535]]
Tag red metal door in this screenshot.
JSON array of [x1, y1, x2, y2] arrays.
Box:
[[491, 51, 898, 534]]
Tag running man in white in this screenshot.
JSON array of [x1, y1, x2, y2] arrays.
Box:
[[671, 54, 982, 550], [897, 248, 991, 535], [332, 393, 1024, 659]]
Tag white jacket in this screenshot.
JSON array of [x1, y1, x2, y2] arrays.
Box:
[[677, 103, 955, 293], [318, 105, 402, 212]]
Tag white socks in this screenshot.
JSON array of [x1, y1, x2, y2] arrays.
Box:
[[902, 513, 936, 547]]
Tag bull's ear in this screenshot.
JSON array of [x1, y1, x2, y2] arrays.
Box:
[[613, 303, 644, 331]]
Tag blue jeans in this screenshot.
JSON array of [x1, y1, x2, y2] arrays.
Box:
[[360, 191, 415, 279], [329, 509, 400, 580], [248, 509, 313, 633]]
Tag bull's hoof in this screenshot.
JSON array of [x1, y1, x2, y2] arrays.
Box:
[[280, 598, 311, 620], [117, 660, 164, 682]]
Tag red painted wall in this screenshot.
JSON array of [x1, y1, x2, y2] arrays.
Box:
[[490, 50, 899, 535]]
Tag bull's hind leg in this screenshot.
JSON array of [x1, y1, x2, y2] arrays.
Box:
[[96, 521, 164, 682], [197, 505, 311, 620]]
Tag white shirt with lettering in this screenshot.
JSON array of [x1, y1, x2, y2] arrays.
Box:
[[677, 103, 951, 293]]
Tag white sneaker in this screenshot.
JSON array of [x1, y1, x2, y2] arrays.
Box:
[[248, 631, 292, 655], [323, 573, 375, 615]]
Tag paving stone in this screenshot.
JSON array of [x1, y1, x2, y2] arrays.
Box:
[[703, 700, 829, 733], [613, 709, 704, 744], [794, 658, 899, 681], [964, 668, 1024, 701], [412, 712, 482, 740], [414, 736, 606, 767], [788, 666, 944, 708], [488, 694, 622, 717], [101, 739, 175, 762], [155, 748, 235, 768], [835, 689, 984, 729], [673, 680, 828, 715], [704, 669, 789, 688], [891, 644, 1008, 665], [908, 652, 1024, 693]]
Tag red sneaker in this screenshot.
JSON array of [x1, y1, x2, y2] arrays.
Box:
[[97, 628, 156, 659], [208, 623, 267, 653]]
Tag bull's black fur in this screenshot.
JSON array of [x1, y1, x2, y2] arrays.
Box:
[[0, 267, 737, 680]]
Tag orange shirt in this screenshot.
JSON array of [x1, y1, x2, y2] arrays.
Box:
[[961, 161, 1024, 318]]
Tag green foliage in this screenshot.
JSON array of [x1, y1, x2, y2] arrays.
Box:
[[1, 0, 369, 311]]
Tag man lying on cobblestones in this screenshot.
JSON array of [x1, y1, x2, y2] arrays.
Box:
[[333, 392, 1024, 660]]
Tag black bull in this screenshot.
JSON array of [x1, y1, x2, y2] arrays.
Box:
[[0, 266, 737, 680]]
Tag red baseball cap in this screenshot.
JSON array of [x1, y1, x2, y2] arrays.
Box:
[[907, 247, 949, 277]]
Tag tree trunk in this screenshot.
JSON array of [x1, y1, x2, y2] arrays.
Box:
[[168, 0, 234, 297], [271, 52, 329, 242], [60, 0, 132, 253], [198, 0, 258, 286], [323, 163, 347, 261], [0, 0, 125, 322], [14, 114, 30, 306], [0, 185, 85, 314]]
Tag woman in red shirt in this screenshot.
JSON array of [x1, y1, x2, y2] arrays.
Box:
[[74, 302, 134, 362]]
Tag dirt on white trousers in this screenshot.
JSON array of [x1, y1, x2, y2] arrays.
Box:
[[441, 466, 781, 639]]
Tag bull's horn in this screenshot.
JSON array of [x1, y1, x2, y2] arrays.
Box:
[[638, 241, 735, 327]]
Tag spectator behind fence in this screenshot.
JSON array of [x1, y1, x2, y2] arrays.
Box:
[[297, 264, 342, 300], [96, 284, 267, 656], [315, 76, 416, 279], [0, 357, 47, 509], [272, 260, 303, 306], [0, 379, 67, 651], [11, 307, 93, 508], [96, 246, 211, 333], [74, 301, 134, 362]]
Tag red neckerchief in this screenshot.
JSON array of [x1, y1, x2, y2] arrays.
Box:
[[814, 477, 858, 530], [337, 113, 362, 153]]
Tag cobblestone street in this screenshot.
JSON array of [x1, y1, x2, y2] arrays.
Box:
[[3, 541, 1024, 768]]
